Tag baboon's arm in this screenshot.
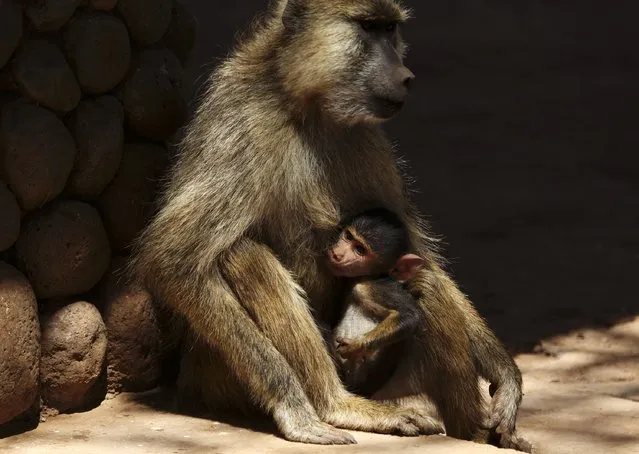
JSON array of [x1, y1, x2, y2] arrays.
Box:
[[409, 256, 523, 437]]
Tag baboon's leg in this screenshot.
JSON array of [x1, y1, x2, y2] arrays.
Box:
[[181, 270, 355, 445], [219, 238, 443, 436]]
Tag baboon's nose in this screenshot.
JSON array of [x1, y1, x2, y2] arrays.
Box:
[[401, 68, 415, 89]]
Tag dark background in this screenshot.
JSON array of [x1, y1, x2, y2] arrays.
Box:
[[180, 0, 639, 350]]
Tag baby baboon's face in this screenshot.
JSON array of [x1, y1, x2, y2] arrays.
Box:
[[279, 0, 414, 124]]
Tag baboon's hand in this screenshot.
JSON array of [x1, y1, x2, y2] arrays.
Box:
[[484, 379, 522, 437], [498, 431, 534, 453], [273, 404, 356, 445]]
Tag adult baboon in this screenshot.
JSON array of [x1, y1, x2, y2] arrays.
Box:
[[131, 0, 527, 447]]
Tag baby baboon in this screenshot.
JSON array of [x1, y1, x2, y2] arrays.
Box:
[[131, 0, 530, 449], [327, 209, 426, 392]]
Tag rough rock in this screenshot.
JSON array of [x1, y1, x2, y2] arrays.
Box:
[[161, 0, 197, 66], [119, 49, 186, 140], [0, 100, 75, 211], [40, 301, 107, 413], [0, 0, 23, 68], [116, 0, 172, 46], [67, 96, 124, 199], [26, 0, 83, 32], [98, 142, 168, 251], [15, 200, 111, 299], [99, 258, 161, 392], [0, 262, 40, 426], [0, 182, 20, 252], [12, 40, 81, 113], [64, 13, 131, 94], [88, 0, 118, 11]]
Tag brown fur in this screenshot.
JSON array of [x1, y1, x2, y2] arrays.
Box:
[[130, 0, 530, 449]]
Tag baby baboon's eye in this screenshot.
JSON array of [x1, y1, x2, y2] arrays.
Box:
[[344, 230, 354, 241], [354, 243, 367, 256]]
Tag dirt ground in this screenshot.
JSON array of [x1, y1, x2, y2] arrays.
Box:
[[3, 316, 637, 454]]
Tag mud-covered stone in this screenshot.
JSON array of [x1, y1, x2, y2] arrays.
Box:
[[67, 97, 124, 199], [0, 263, 40, 426], [119, 49, 186, 141], [12, 40, 81, 113], [116, 0, 172, 46], [161, 0, 197, 66], [0, 0, 22, 68], [0, 182, 20, 252], [64, 13, 131, 94], [15, 200, 111, 299], [99, 258, 161, 392], [40, 301, 107, 413], [26, 0, 83, 32], [98, 142, 168, 251], [0, 101, 75, 211]]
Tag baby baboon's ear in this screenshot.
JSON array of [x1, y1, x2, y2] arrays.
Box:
[[282, 0, 306, 33], [390, 254, 425, 283]]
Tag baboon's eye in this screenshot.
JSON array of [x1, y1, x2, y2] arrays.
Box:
[[354, 243, 367, 256], [359, 20, 397, 34], [344, 230, 354, 241]]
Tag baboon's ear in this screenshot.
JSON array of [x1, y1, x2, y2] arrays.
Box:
[[282, 0, 306, 33]]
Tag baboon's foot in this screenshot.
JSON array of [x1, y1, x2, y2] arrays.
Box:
[[322, 395, 445, 436], [273, 405, 356, 445]]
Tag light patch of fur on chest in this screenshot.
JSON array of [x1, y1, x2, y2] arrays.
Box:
[[333, 302, 378, 341]]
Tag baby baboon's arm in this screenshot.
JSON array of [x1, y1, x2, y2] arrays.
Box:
[[337, 285, 419, 358]]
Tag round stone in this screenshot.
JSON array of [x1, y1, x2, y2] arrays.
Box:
[[0, 182, 20, 252], [161, 0, 197, 65], [12, 39, 81, 113], [117, 0, 172, 46], [119, 49, 186, 141], [26, 0, 83, 32], [64, 12, 131, 94], [98, 142, 168, 251], [99, 257, 161, 393], [15, 200, 112, 299], [66, 96, 124, 199], [0, 100, 75, 211], [0, 0, 22, 68], [40, 301, 107, 413], [0, 263, 40, 425]]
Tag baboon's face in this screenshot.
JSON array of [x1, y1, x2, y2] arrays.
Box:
[[280, 0, 414, 124]]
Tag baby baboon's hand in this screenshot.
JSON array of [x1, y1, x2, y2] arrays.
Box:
[[335, 337, 365, 360]]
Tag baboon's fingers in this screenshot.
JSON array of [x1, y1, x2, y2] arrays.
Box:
[[281, 420, 357, 445]]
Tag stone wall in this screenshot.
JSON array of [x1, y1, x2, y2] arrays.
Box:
[[0, 0, 196, 431]]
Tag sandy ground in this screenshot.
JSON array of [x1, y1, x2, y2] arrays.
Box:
[[3, 316, 637, 454]]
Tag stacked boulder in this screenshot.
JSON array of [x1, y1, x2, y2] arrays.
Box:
[[0, 0, 196, 431]]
